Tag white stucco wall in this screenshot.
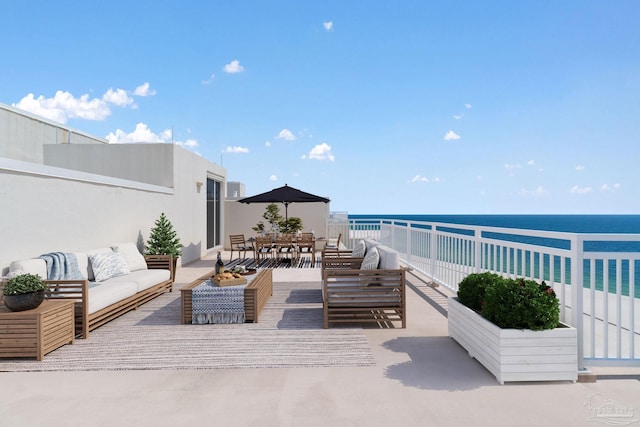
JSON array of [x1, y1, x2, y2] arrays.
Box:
[[0, 103, 106, 164], [0, 144, 226, 275]]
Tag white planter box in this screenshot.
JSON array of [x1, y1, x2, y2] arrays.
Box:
[[448, 297, 577, 384]]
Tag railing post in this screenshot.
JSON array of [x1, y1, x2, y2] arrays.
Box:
[[571, 234, 585, 371], [430, 226, 438, 283], [406, 223, 412, 266], [474, 227, 482, 273]]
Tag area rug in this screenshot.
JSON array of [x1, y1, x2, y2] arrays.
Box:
[[0, 281, 375, 372]]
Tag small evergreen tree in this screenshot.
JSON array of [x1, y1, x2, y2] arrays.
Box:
[[145, 213, 183, 257]]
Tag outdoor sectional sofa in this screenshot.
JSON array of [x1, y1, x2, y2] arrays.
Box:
[[321, 239, 406, 328], [7, 243, 173, 338]]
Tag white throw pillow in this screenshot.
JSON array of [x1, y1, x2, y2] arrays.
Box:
[[112, 243, 148, 272], [89, 252, 130, 282], [360, 246, 380, 270], [352, 240, 366, 258], [86, 248, 113, 281]]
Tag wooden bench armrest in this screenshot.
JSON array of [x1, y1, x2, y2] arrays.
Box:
[[44, 279, 88, 299], [144, 255, 174, 282]]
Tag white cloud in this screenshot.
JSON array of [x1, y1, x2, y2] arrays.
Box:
[[265, 140, 271, 147], [105, 122, 199, 150], [276, 128, 296, 141], [527, 160, 535, 166], [601, 183, 621, 192], [201, 74, 215, 84], [520, 186, 547, 196], [223, 60, 244, 74], [444, 130, 461, 141], [410, 175, 429, 183], [270, 174, 278, 181], [106, 122, 165, 144], [223, 146, 249, 153], [433, 177, 441, 183], [176, 139, 199, 148], [465, 103, 472, 109], [103, 88, 134, 107], [453, 114, 463, 120], [13, 83, 154, 124], [307, 142, 335, 161], [14, 91, 111, 124], [504, 163, 522, 170], [570, 185, 592, 194], [133, 82, 156, 96], [323, 21, 333, 31], [576, 165, 585, 171]]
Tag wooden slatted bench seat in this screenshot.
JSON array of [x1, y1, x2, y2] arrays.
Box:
[[321, 239, 406, 328], [322, 268, 406, 328]]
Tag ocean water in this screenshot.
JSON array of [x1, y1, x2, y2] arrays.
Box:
[[349, 214, 640, 234], [349, 214, 640, 297]]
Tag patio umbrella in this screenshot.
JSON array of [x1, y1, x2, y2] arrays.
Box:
[[238, 184, 330, 221]]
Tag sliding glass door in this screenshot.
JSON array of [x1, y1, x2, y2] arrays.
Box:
[[206, 178, 222, 249]]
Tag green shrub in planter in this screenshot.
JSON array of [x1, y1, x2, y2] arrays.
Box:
[[457, 272, 504, 312], [482, 278, 560, 331], [3, 273, 48, 296]]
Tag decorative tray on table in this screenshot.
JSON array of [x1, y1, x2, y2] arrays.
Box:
[[212, 271, 248, 287]]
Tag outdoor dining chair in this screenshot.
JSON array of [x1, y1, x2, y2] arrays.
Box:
[[323, 233, 342, 255], [229, 234, 253, 260], [255, 235, 275, 265], [296, 232, 316, 264], [275, 234, 297, 263]]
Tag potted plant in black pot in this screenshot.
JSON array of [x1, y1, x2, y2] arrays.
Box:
[[2, 273, 48, 311], [145, 213, 183, 282]]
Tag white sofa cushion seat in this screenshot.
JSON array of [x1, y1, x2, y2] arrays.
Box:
[[88, 281, 138, 314], [103, 269, 170, 292]]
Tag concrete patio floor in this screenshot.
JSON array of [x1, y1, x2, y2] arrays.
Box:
[[1, 253, 639, 426]]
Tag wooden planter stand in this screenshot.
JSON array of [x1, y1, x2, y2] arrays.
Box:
[[448, 297, 578, 384], [0, 300, 75, 361]]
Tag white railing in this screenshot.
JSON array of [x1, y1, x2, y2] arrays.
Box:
[[328, 217, 640, 368]]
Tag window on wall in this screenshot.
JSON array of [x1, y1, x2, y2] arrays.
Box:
[[206, 178, 222, 249]]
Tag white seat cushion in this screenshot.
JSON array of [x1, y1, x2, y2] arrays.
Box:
[[103, 269, 170, 292], [88, 281, 138, 314]]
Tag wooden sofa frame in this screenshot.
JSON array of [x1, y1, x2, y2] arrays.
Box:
[[43, 255, 173, 339], [321, 256, 406, 329], [181, 268, 273, 324]]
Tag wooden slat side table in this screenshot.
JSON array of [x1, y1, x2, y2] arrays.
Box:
[[0, 300, 75, 361]]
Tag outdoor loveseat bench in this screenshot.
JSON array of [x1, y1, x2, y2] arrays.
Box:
[[7, 243, 173, 338], [321, 239, 406, 329]]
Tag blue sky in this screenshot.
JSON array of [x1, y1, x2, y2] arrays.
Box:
[[2, 1, 639, 214]]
